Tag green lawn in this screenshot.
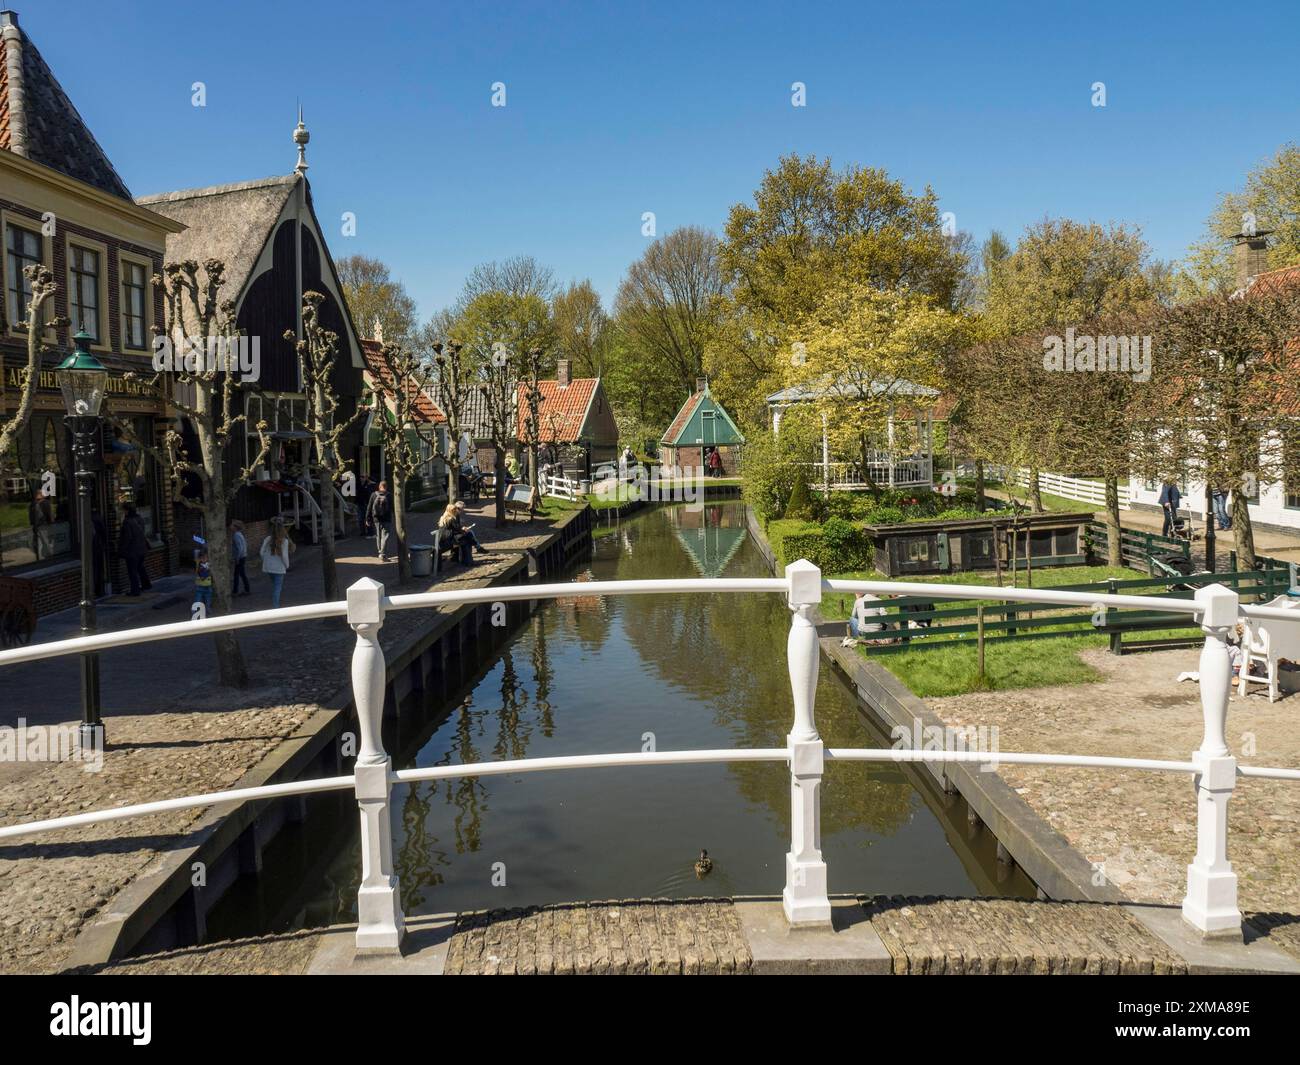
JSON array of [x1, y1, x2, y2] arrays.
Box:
[[818, 562, 1180, 697]]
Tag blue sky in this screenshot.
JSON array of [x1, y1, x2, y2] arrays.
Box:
[[25, 0, 1300, 320]]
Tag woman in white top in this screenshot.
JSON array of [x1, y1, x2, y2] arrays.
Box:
[[848, 593, 890, 641], [259, 518, 294, 608]]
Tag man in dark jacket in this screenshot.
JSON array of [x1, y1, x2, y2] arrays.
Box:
[[117, 504, 151, 596], [366, 481, 395, 561], [1157, 481, 1181, 538]]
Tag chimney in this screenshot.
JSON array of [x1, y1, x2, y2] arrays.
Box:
[[1233, 230, 1272, 290], [696, 376, 708, 394], [556, 359, 571, 387], [1, 12, 28, 157]]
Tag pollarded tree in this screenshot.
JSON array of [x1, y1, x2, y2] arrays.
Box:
[[367, 341, 440, 583], [1135, 282, 1300, 571], [428, 336, 474, 503], [0, 265, 64, 469], [126, 259, 270, 688], [285, 290, 368, 601]]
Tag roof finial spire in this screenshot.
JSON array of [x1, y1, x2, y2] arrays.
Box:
[[293, 102, 310, 174]]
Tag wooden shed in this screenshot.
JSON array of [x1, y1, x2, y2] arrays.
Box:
[[864, 511, 1095, 578], [660, 379, 745, 476]]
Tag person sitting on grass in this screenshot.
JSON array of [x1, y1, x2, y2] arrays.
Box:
[[847, 592, 890, 643]]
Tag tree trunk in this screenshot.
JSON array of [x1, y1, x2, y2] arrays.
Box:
[[975, 460, 986, 511], [494, 446, 507, 528], [393, 470, 411, 583], [204, 493, 248, 688], [1104, 476, 1122, 567], [319, 472, 338, 601], [1232, 492, 1256, 571], [1029, 467, 1044, 514]]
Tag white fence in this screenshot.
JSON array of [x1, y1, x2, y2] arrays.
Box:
[[2, 566, 1298, 950], [804, 455, 934, 492], [1002, 468, 1129, 509], [540, 471, 583, 500]]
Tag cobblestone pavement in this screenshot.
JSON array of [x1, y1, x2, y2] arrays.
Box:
[[863, 895, 1188, 974], [443, 899, 754, 975], [69, 929, 320, 975], [0, 511, 574, 974], [928, 648, 1300, 928]]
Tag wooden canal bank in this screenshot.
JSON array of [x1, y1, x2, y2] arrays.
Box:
[[63, 506, 595, 968]]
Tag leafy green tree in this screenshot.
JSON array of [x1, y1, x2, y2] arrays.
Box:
[[552, 279, 611, 378], [712, 154, 968, 423], [1179, 143, 1300, 297], [337, 254, 418, 344]]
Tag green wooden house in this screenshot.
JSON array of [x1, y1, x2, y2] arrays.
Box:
[[659, 379, 745, 475]]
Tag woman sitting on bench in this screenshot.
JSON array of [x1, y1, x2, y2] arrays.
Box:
[[439, 500, 488, 566]]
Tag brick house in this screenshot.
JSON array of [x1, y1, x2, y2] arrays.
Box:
[[660, 378, 745, 476], [0, 9, 184, 616], [516, 359, 617, 478], [359, 336, 448, 503]]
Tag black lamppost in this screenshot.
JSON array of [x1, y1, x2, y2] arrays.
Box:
[[56, 330, 108, 748]]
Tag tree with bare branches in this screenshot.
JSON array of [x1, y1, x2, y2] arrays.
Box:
[[285, 290, 367, 601], [0, 265, 64, 467], [366, 341, 439, 582], [125, 259, 269, 688], [430, 339, 474, 503]]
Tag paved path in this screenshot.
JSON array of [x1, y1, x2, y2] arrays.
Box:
[[71, 894, 1300, 975], [0, 501, 578, 973]]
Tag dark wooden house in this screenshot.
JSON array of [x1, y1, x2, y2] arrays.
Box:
[[864, 511, 1094, 578], [137, 132, 367, 551]]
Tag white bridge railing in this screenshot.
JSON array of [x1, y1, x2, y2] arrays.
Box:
[[2, 564, 1299, 950]]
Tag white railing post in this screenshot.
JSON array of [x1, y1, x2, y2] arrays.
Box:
[[1182, 583, 1242, 939], [783, 559, 831, 926], [348, 577, 406, 953]]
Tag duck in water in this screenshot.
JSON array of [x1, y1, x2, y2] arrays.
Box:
[[694, 849, 713, 879]]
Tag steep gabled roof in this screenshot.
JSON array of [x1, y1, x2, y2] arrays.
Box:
[[361, 339, 445, 425], [520, 377, 599, 443], [135, 175, 299, 300], [661, 385, 745, 446], [0, 10, 133, 200]]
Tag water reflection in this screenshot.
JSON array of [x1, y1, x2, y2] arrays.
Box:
[[248, 501, 1036, 935]]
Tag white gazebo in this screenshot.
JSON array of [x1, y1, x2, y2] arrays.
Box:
[[766, 378, 937, 491]]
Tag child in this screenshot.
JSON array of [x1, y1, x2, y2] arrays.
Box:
[[193, 549, 214, 614]]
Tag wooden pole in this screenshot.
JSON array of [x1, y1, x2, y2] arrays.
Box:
[[976, 604, 986, 680]]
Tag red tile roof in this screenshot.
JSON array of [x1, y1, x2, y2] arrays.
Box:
[[661, 390, 705, 445], [361, 339, 446, 424], [518, 377, 598, 442], [1247, 264, 1300, 296]]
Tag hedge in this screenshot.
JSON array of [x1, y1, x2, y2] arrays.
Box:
[[768, 517, 873, 573]]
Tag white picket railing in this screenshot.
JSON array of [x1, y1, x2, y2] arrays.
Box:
[[803, 456, 934, 491], [540, 471, 582, 500], [2, 566, 1299, 951], [1003, 468, 1129, 509]]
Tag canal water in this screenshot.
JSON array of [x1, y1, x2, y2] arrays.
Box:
[[208, 501, 1032, 939]]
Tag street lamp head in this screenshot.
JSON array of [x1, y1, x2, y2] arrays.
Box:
[[57, 331, 109, 418]]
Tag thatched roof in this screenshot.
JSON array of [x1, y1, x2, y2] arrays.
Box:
[[135, 175, 299, 300]]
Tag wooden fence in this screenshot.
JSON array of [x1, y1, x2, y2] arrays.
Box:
[[843, 567, 1295, 657]]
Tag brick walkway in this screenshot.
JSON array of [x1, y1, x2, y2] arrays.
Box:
[[0, 503, 577, 973], [928, 647, 1300, 917]]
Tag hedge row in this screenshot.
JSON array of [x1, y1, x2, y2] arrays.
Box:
[[767, 517, 874, 573]]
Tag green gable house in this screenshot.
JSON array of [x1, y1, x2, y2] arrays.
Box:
[[659, 378, 745, 476]]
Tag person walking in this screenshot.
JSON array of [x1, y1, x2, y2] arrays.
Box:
[[1157, 480, 1181, 538], [230, 519, 251, 596], [708, 446, 723, 478], [117, 503, 151, 596], [366, 480, 395, 561], [193, 548, 214, 614], [259, 517, 293, 608], [1211, 485, 1232, 531]]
